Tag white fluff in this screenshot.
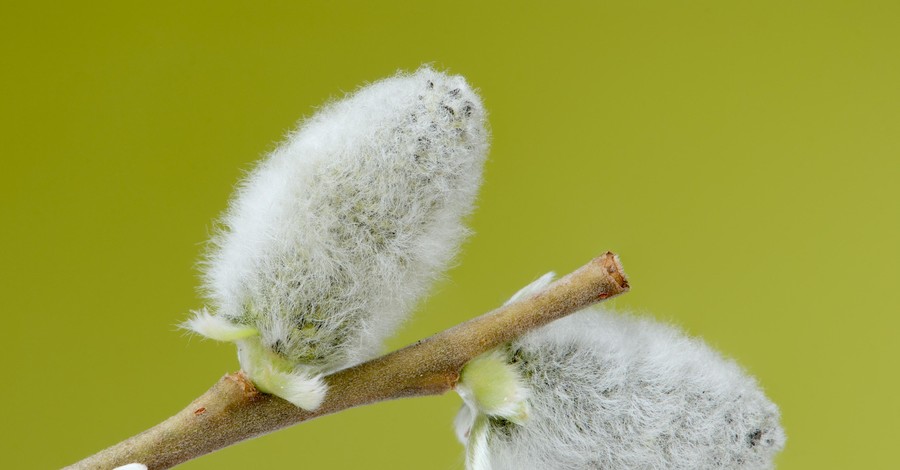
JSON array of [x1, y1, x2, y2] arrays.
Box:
[[456, 276, 785, 469], [186, 67, 489, 408]]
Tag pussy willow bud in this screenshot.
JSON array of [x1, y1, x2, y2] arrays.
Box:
[[185, 67, 489, 409], [456, 275, 785, 470]]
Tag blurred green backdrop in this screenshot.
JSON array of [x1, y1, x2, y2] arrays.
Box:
[[2, 1, 897, 468]]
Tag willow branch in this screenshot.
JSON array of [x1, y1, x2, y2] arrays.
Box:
[[68, 252, 629, 470]]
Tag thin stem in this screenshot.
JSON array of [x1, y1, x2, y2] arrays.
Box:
[[67, 252, 629, 470]]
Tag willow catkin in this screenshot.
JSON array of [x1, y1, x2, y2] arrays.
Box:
[[185, 67, 489, 409], [456, 275, 785, 469]]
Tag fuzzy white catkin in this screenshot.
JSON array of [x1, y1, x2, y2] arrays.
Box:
[[456, 275, 786, 470], [186, 67, 489, 408]]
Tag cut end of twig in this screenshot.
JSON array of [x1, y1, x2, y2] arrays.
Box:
[[598, 252, 629, 295]]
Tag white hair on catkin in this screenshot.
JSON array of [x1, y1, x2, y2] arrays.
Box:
[[186, 67, 489, 408], [456, 275, 785, 470]]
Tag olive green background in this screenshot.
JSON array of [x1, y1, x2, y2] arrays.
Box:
[[2, 1, 897, 468]]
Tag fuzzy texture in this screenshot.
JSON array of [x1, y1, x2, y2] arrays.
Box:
[[186, 67, 488, 407], [456, 275, 785, 470]]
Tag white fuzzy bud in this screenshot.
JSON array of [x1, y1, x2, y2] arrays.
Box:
[[456, 275, 785, 469], [186, 67, 489, 409]]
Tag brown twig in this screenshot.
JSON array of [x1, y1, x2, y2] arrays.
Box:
[[67, 252, 629, 470]]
